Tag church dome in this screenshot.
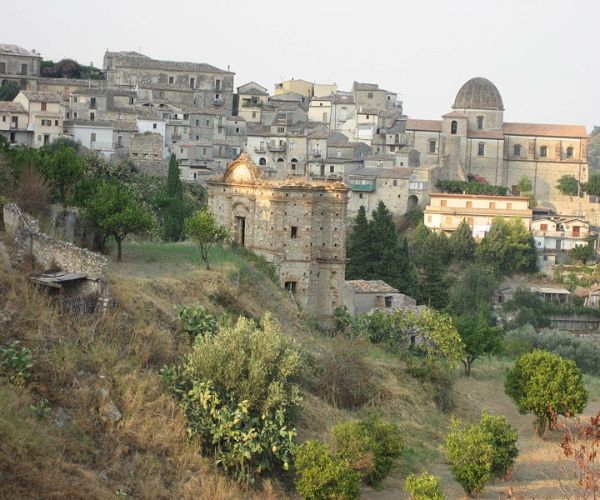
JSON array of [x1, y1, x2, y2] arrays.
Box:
[[452, 77, 504, 110]]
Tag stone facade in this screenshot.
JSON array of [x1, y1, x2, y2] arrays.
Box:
[[0, 44, 41, 91], [128, 132, 166, 175], [208, 154, 348, 327], [3, 203, 108, 297]]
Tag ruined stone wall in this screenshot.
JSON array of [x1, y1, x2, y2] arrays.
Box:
[[128, 132, 166, 176], [3, 203, 108, 296], [209, 177, 348, 327]]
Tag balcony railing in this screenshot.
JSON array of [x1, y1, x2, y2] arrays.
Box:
[[213, 98, 224, 106], [349, 183, 376, 192], [268, 142, 287, 152], [254, 146, 267, 153], [90, 141, 115, 151]]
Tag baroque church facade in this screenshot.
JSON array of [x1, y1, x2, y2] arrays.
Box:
[[406, 77, 588, 208]]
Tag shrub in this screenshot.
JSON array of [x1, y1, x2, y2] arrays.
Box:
[[444, 419, 494, 495], [333, 416, 403, 486], [294, 440, 360, 500], [178, 304, 220, 340], [0, 341, 33, 385], [13, 166, 50, 215], [505, 350, 588, 436], [315, 335, 374, 409], [404, 472, 444, 500], [184, 313, 303, 415], [478, 412, 519, 477]]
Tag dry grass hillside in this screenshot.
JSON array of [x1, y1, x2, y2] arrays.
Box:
[[1, 238, 599, 499]]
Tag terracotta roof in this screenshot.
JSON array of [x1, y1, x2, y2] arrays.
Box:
[[405, 119, 442, 132], [345, 280, 399, 294], [453, 77, 504, 111], [0, 102, 26, 113], [468, 129, 505, 140], [20, 91, 62, 103], [429, 192, 530, 201], [503, 122, 587, 138]]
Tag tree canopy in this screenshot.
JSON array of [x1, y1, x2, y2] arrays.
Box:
[[556, 175, 580, 198], [0, 80, 20, 101], [162, 154, 186, 241], [184, 209, 229, 270]]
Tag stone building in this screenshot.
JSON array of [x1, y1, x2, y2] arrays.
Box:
[[406, 77, 588, 207], [0, 101, 30, 145], [103, 50, 235, 113], [208, 153, 349, 327], [13, 90, 65, 147], [235, 82, 269, 123], [0, 44, 42, 91], [343, 279, 417, 315]]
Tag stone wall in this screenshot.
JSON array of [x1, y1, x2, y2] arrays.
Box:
[[3, 203, 108, 296], [128, 132, 167, 176]]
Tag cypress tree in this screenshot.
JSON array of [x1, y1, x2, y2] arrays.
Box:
[[346, 205, 371, 279], [163, 154, 185, 241], [450, 219, 476, 262]]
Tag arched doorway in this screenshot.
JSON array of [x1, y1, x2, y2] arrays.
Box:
[[407, 195, 418, 210], [259, 157, 266, 165], [291, 158, 298, 172]]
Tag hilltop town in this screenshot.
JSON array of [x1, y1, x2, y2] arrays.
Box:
[[2, 41, 600, 499]]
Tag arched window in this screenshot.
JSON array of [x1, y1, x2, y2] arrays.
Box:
[[291, 158, 298, 171], [540, 145, 548, 158], [259, 157, 266, 165], [451, 120, 458, 135], [513, 144, 521, 156], [476, 116, 484, 130], [566, 146, 574, 158], [478, 142, 485, 156], [277, 158, 284, 163]]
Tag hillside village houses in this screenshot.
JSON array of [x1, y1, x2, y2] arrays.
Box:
[[1, 41, 596, 268]]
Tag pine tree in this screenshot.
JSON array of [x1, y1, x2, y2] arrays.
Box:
[[418, 242, 449, 309], [450, 219, 476, 262], [346, 205, 371, 279], [163, 154, 186, 241]]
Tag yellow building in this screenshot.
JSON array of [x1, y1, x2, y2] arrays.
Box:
[[424, 192, 532, 238]]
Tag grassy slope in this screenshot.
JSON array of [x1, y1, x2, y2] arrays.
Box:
[[1, 240, 599, 499]]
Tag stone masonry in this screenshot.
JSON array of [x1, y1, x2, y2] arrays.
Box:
[[208, 154, 349, 328]]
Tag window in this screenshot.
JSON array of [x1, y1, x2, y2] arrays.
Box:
[[152, 123, 157, 129], [168, 76, 174, 84], [385, 296, 393, 307], [467, 217, 474, 225], [507, 203, 512, 209], [252, 111, 256, 119], [20, 63, 27, 75], [540, 145, 547, 157], [73, 112, 78, 118], [390, 145, 395, 152], [445, 216, 453, 225], [117, 135, 123, 147], [451, 120, 458, 134], [367, 92, 373, 98], [490, 202, 496, 209], [476, 116, 484, 129], [277, 127, 285, 133], [428, 140, 436, 154], [90, 132, 96, 142], [393, 180, 397, 186], [330, 165, 335, 173], [90, 112, 95, 121], [235, 127, 239, 133], [359, 193, 363, 199], [290, 226, 298, 238], [90, 97, 96, 108], [41, 102, 47, 111], [466, 201, 472, 208], [513, 144, 521, 156], [215, 79, 221, 90], [129, 97, 134, 105], [54, 120, 58, 126], [478, 142, 485, 156], [540, 223, 548, 231], [0, 62, 5, 73], [440, 199, 447, 207], [73, 96, 78, 103], [189, 77, 195, 88], [284, 281, 297, 293], [566, 146, 574, 158]]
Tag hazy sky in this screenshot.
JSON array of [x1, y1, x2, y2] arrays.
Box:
[[4, 0, 599, 130]]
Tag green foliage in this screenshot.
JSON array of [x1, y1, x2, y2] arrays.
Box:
[[162, 154, 186, 242], [346, 201, 417, 296], [583, 172, 600, 196], [556, 175, 580, 197], [163, 314, 303, 483], [40, 144, 85, 206], [333, 416, 404, 486], [517, 176, 533, 194], [569, 241, 595, 264], [29, 398, 52, 422], [478, 412, 519, 478], [435, 179, 508, 196], [404, 472, 444, 500], [454, 315, 503, 376], [180, 380, 296, 483], [184, 314, 303, 416], [449, 219, 476, 262], [0, 80, 20, 101], [184, 208, 229, 270], [81, 180, 153, 261], [447, 264, 498, 318], [0, 341, 33, 385], [444, 418, 494, 495], [294, 440, 361, 500], [505, 349, 589, 435], [400, 207, 424, 232], [178, 304, 220, 340], [476, 218, 537, 275]]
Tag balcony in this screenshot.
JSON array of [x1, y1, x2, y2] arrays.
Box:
[[90, 141, 115, 151], [213, 98, 224, 106], [10, 122, 18, 129], [268, 142, 287, 152], [254, 146, 267, 153], [349, 183, 376, 192]]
